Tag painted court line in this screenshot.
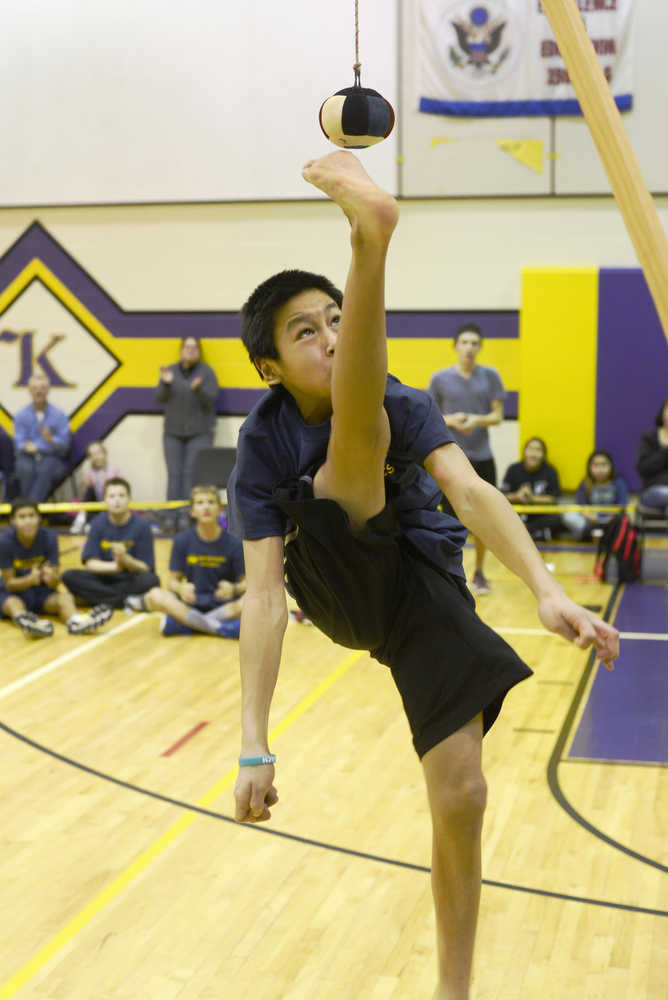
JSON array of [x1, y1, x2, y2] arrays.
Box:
[[161, 721, 209, 757], [618, 631, 668, 641], [494, 626, 666, 641], [0, 649, 365, 999], [0, 614, 146, 702]]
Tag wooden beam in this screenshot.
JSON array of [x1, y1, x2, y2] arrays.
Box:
[[541, 0, 668, 343]]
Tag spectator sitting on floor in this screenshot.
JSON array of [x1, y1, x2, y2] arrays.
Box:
[[636, 394, 668, 517], [61, 477, 159, 609], [501, 437, 588, 541], [126, 484, 245, 637], [70, 440, 121, 533], [13, 374, 71, 502], [575, 450, 629, 537], [0, 497, 112, 638]]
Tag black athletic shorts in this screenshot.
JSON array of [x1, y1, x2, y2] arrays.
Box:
[[0, 584, 52, 617], [274, 476, 532, 758]]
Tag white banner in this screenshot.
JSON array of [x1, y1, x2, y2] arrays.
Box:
[[416, 0, 635, 116]]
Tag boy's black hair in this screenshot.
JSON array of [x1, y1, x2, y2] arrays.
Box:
[[654, 394, 668, 427], [240, 269, 343, 380], [103, 476, 131, 496], [454, 322, 482, 344], [11, 497, 40, 517]]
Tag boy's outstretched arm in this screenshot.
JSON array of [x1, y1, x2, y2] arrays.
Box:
[[234, 536, 288, 824], [425, 444, 620, 669]]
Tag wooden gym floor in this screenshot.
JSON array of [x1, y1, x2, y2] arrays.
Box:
[[0, 536, 666, 999]]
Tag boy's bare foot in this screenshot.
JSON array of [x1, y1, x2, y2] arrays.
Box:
[[302, 151, 398, 244]]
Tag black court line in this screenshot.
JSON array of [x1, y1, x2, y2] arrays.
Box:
[[1, 719, 666, 919], [547, 585, 668, 876]]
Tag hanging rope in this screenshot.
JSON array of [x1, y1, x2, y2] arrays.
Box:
[[353, 0, 361, 87]]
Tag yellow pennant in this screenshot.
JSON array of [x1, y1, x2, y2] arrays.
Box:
[[496, 138, 544, 174]]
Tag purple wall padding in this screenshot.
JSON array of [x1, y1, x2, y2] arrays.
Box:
[[596, 269, 668, 492], [386, 311, 518, 339]]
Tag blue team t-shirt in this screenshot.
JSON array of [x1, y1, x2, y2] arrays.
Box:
[[0, 525, 59, 579], [228, 374, 468, 577], [0, 525, 59, 604], [169, 527, 245, 603], [82, 512, 155, 570]]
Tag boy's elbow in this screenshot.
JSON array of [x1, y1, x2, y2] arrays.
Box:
[[446, 480, 480, 521]]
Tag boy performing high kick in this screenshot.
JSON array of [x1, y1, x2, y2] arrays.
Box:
[[229, 152, 619, 1000]]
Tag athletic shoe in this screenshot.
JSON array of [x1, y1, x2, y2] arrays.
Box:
[[91, 603, 113, 625], [160, 615, 195, 637], [16, 612, 54, 638], [67, 604, 114, 635], [470, 570, 491, 596], [70, 510, 87, 534], [124, 595, 147, 613], [216, 618, 241, 639]]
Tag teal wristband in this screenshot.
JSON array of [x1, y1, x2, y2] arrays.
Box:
[[238, 753, 276, 766]]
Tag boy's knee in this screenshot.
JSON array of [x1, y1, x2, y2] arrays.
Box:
[[430, 771, 487, 829], [145, 587, 162, 610]]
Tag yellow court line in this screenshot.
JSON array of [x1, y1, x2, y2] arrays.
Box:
[[0, 649, 365, 999]]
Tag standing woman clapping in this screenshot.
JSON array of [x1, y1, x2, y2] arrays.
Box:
[[156, 336, 219, 531]]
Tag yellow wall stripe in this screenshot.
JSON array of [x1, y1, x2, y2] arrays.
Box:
[[388, 337, 519, 392], [0, 649, 364, 999], [520, 268, 598, 491]]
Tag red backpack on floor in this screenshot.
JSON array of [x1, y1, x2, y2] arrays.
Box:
[[593, 513, 641, 583]]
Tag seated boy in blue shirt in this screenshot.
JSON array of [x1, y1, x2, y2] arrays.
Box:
[[228, 152, 620, 1000], [127, 484, 245, 637], [61, 477, 159, 609], [0, 498, 112, 637]]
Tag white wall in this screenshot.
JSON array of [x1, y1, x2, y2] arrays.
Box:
[[0, 0, 398, 204]]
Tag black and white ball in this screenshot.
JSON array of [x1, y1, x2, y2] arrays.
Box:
[[319, 86, 395, 149]]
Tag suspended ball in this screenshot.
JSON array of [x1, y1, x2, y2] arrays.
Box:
[[319, 86, 395, 149]]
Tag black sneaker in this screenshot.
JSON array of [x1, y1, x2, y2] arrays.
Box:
[[91, 604, 113, 625], [16, 612, 54, 638], [67, 605, 113, 635]]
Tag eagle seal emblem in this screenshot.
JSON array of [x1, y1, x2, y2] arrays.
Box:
[[449, 5, 510, 75]]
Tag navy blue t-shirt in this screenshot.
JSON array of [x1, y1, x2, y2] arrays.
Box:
[[228, 375, 467, 577], [0, 525, 59, 582], [170, 527, 245, 601], [82, 512, 155, 570]]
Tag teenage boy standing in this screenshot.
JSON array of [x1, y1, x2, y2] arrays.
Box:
[[228, 152, 619, 1000], [428, 324, 505, 595]]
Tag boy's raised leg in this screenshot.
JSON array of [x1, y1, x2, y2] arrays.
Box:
[[301, 152, 399, 530]]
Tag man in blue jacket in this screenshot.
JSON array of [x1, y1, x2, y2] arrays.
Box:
[[13, 374, 71, 501]]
